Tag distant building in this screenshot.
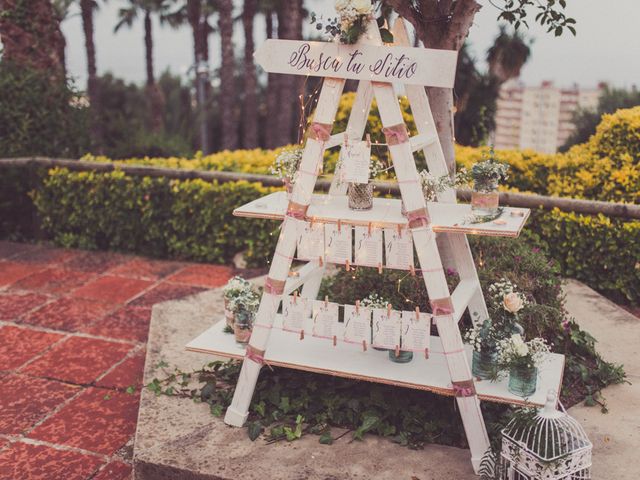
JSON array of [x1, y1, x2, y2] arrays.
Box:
[[492, 80, 604, 153]]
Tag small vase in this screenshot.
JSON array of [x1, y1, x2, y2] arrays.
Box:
[[508, 365, 538, 397], [472, 350, 497, 380], [348, 183, 373, 210], [471, 180, 499, 216], [388, 349, 413, 363], [223, 298, 235, 329], [233, 309, 255, 344]]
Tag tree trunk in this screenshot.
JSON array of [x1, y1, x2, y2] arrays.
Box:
[[265, 10, 279, 148], [144, 9, 164, 132], [80, 0, 103, 152], [274, 0, 302, 147], [241, 0, 259, 148], [218, 0, 237, 150], [0, 0, 66, 76]]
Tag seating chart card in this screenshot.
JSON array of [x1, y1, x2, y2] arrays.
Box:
[[342, 304, 371, 345], [371, 308, 401, 350], [282, 295, 310, 333], [324, 224, 352, 264], [384, 227, 414, 270], [296, 220, 325, 261], [312, 300, 340, 340], [401, 310, 432, 352], [354, 226, 383, 267], [339, 140, 371, 184]]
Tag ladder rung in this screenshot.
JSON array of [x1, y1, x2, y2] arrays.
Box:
[[410, 133, 438, 152], [326, 132, 345, 149], [451, 279, 479, 323], [284, 262, 323, 295]]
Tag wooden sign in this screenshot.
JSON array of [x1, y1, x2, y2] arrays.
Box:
[[254, 39, 457, 88]]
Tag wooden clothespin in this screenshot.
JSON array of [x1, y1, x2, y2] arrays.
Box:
[[333, 335, 337, 346], [415, 306, 420, 320], [395, 345, 400, 358], [310, 217, 315, 228], [344, 133, 349, 147], [387, 303, 392, 318], [293, 291, 298, 305], [378, 262, 383, 274], [345, 259, 351, 272], [397, 224, 402, 237], [324, 295, 329, 308], [366, 133, 371, 147], [300, 329, 305, 340], [410, 264, 416, 277], [318, 256, 324, 267], [337, 219, 342, 232], [368, 222, 373, 236], [355, 299, 360, 314], [424, 348, 430, 360], [362, 339, 367, 351]]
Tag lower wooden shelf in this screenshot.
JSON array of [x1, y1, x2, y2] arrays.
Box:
[[186, 316, 565, 407]]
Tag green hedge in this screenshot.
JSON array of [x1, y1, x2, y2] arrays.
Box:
[[32, 168, 280, 267]]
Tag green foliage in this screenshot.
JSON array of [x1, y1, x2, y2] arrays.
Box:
[[32, 168, 279, 266], [0, 62, 89, 157]]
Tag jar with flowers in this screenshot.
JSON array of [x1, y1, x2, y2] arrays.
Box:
[[229, 289, 260, 344], [270, 147, 303, 196], [497, 334, 550, 397], [468, 147, 509, 217], [222, 276, 253, 330]]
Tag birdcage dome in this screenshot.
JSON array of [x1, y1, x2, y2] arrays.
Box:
[[500, 393, 592, 480]]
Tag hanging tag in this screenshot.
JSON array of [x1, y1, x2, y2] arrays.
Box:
[[325, 223, 352, 265], [312, 299, 339, 341], [340, 139, 371, 184], [282, 295, 310, 334], [371, 307, 401, 350], [384, 227, 414, 271], [354, 226, 383, 268], [296, 219, 325, 261], [343, 303, 371, 347], [401, 310, 431, 353]]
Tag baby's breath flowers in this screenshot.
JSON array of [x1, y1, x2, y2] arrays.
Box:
[[497, 334, 550, 371], [270, 147, 303, 190]]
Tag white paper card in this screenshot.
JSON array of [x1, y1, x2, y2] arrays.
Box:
[[282, 295, 310, 333], [384, 228, 414, 270], [324, 224, 352, 264], [312, 300, 340, 340], [354, 226, 383, 267], [340, 140, 371, 184], [401, 310, 432, 352], [371, 308, 401, 350], [296, 220, 325, 261], [342, 304, 371, 345]]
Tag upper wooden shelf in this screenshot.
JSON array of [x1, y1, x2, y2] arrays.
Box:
[[233, 191, 530, 238]]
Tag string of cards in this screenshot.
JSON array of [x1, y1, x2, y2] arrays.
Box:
[[295, 218, 414, 270], [275, 294, 431, 357]]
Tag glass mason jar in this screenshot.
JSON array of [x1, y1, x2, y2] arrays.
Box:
[[223, 297, 235, 329], [233, 308, 255, 344], [348, 182, 374, 210], [388, 348, 413, 363], [472, 349, 497, 380], [471, 179, 499, 217], [508, 365, 538, 397]]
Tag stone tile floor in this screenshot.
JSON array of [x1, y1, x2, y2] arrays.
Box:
[[0, 241, 235, 480]]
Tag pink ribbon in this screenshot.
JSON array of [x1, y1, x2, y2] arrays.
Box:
[[264, 277, 285, 295], [453, 383, 475, 397], [245, 345, 265, 365], [407, 208, 431, 229], [286, 201, 308, 220], [382, 124, 409, 145], [308, 122, 332, 142], [430, 297, 453, 316]]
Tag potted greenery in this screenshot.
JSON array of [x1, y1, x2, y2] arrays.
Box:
[[468, 147, 509, 217], [229, 289, 260, 345], [222, 276, 253, 330], [497, 334, 550, 397], [270, 146, 303, 196]]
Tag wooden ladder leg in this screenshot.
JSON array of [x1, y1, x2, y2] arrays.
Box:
[[224, 77, 345, 427], [370, 79, 490, 472]]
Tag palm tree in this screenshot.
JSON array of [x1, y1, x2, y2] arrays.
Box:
[[79, 0, 104, 150], [115, 0, 167, 131], [486, 27, 531, 83], [263, 0, 279, 148], [241, 0, 258, 148], [218, 0, 238, 150]]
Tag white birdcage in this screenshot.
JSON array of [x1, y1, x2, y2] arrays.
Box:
[[500, 392, 592, 480]]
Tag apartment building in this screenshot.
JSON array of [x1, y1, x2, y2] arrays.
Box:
[[493, 80, 603, 153]]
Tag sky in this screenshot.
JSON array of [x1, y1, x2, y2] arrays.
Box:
[[60, 0, 640, 90]]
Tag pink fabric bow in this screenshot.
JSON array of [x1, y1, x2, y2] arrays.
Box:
[[382, 125, 409, 145], [430, 297, 453, 316], [309, 122, 332, 142], [264, 277, 285, 295], [407, 208, 431, 228], [453, 383, 475, 397], [245, 346, 265, 365]]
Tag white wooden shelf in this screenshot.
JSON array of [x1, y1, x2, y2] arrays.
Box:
[[233, 191, 530, 238], [186, 316, 565, 407]]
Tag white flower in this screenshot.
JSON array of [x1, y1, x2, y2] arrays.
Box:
[[503, 292, 524, 313], [335, 0, 349, 11], [515, 342, 529, 357], [352, 0, 372, 14]]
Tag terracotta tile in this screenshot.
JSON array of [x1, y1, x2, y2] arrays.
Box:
[[63, 251, 127, 274], [0, 261, 47, 288], [22, 337, 133, 385], [97, 351, 145, 390], [107, 257, 184, 281], [10, 267, 93, 295], [0, 441, 103, 480], [72, 275, 153, 304], [30, 387, 139, 455], [93, 461, 132, 480], [12, 246, 78, 265], [165, 263, 233, 288], [21, 297, 115, 332], [0, 242, 41, 260], [0, 374, 78, 435], [0, 326, 64, 371], [83, 306, 151, 343], [0, 293, 49, 321], [129, 282, 206, 308]]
